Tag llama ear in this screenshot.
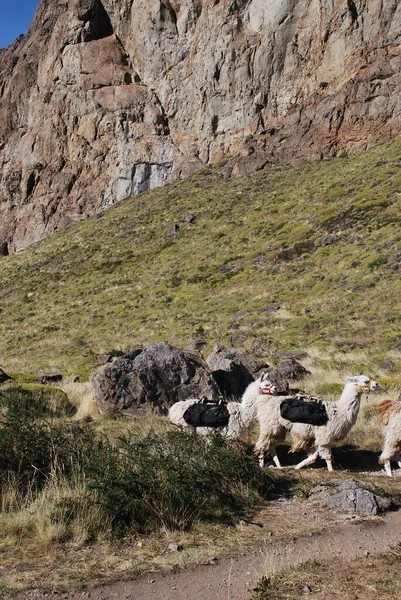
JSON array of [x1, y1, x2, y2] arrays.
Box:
[[345, 376, 353, 382], [260, 371, 265, 380]]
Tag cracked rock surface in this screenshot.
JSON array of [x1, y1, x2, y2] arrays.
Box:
[[310, 478, 382, 515], [1, 0, 401, 250]]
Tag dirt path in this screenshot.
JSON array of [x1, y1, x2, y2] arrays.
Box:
[[16, 507, 401, 600]]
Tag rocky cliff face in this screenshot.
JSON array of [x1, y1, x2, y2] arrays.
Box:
[[1, 0, 401, 251]]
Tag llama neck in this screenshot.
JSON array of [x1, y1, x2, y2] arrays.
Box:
[[239, 382, 259, 426], [335, 382, 361, 424]]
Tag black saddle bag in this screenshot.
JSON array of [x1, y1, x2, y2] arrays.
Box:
[[183, 400, 230, 428], [280, 398, 328, 426]]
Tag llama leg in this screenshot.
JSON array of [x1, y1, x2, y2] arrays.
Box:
[[394, 452, 401, 471], [255, 433, 268, 468], [380, 444, 394, 476], [294, 450, 319, 470], [383, 460, 393, 477], [270, 447, 282, 469], [319, 447, 334, 472]]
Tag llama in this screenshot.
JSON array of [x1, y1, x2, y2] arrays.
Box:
[[255, 375, 378, 471], [168, 372, 276, 440], [378, 397, 401, 476]]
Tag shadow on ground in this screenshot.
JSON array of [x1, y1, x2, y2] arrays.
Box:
[[265, 444, 382, 473]]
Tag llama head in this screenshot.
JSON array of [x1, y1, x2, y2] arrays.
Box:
[[258, 372, 276, 395], [345, 375, 378, 393]]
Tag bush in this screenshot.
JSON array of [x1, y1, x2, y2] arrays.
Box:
[[0, 415, 94, 492], [88, 431, 275, 534], [377, 377, 401, 390], [0, 384, 75, 420], [0, 410, 277, 539]]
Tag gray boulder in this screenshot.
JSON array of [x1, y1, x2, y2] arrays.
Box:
[[206, 344, 254, 398], [310, 479, 382, 516], [326, 489, 380, 515], [91, 341, 220, 416], [275, 358, 310, 381], [379, 359, 395, 371], [230, 348, 269, 377]]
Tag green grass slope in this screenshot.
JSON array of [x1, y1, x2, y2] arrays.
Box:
[[1, 139, 401, 377]]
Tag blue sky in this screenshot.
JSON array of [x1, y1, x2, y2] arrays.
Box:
[[0, 0, 40, 49]]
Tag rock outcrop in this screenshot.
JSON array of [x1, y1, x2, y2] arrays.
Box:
[[1, 0, 401, 251], [206, 344, 254, 397], [275, 358, 311, 381], [309, 479, 383, 515], [91, 341, 220, 415]]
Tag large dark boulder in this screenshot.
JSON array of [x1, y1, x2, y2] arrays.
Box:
[[206, 344, 254, 398], [91, 342, 220, 416], [275, 358, 310, 381], [230, 348, 269, 377]]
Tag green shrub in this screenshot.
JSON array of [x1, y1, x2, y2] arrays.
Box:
[[88, 432, 275, 534], [0, 416, 94, 491], [0, 384, 75, 419], [377, 377, 401, 390], [7, 372, 39, 384]]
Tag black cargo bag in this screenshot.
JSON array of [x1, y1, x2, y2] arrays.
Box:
[[183, 400, 230, 428], [280, 398, 328, 426]]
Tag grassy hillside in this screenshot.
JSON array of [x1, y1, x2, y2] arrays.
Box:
[[1, 138, 401, 377]]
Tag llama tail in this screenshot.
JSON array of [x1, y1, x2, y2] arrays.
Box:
[[377, 399, 398, 425]]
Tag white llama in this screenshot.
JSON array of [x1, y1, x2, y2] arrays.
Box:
[[255, 375, 378, 471], [168, 372, 276, 440], [378, 398, 401, 476]]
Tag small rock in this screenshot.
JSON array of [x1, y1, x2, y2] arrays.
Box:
[[168, 542, 183, 552], [39, 372, 63, 385], [167, 223, 180, 236], [232, 311, 250, 321], [302, 584, 312, 593], [379, 359, 395, 371], [185, 214, 196, 223]]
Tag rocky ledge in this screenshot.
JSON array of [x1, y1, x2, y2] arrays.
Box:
[[1, 0, 401, 251]]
